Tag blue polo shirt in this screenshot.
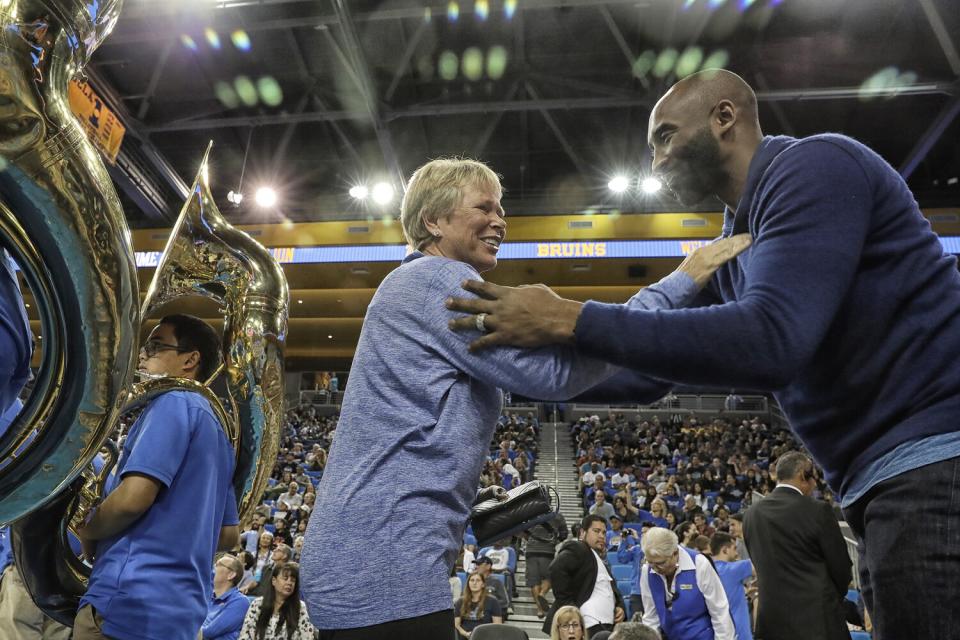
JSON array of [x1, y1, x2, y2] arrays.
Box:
[[201, 587, 250, 640], [715, 559, 753, 640], [80, 391, 238, 640]]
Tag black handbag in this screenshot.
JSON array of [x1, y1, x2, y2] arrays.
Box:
[[469, 480, 561, 547]]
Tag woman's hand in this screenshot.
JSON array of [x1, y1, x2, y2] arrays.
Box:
[[677, 234, 752, 289]]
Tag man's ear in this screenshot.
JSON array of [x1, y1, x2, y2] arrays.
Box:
[[714, 99, 737, 136], [182, 350, 201, 376]]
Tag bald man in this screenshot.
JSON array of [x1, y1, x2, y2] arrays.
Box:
[[447, 69, 960, 639]]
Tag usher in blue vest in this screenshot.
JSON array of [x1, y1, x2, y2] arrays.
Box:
[[648, 548, 713, 640]]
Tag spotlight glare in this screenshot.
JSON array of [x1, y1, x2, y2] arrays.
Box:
[[227, 190, 244, 204], [204, 27, 221, 50], [349, 185, 369, 200], [504, 0, 517, 19], [231, 30, 251, 51], [180, 34, 198, 51], [254, 186, 277, 208], [371, 182, 395, 205], [234, 75, 258, 107], [475, 0, 489, 20], [641, 177, 663, 194], [608, 176, 630, 193]]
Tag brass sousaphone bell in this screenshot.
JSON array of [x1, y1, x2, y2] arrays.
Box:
[[0, 0, 289, 626]]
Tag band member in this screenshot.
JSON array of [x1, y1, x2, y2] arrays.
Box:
[[75, 314, 239, 640]]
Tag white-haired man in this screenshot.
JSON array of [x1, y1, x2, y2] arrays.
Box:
[[639, 528, 734, 640]]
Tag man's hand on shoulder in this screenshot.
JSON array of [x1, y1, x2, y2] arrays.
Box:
[[445, 281, 583, 351]]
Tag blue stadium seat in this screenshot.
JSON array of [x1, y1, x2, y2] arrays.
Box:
[[850, 633, 870, 640], [846, 589, 861, 605], [728, 501, 741, 513], [263, 524, 275, 533], [617, 580, 633, 617], [457, 571, 467, 589], [611, 565, 632, 581], [624, 522, 643, 532]]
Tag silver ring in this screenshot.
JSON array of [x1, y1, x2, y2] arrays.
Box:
[[475, 313, 488, 333]]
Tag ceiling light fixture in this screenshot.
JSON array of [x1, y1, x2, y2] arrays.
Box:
[[641, 177, 663, 194], [608, 176, 629, 193], [255, 186, 277, 208], [371, 182, 395, 205]]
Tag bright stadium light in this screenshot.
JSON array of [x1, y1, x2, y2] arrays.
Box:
[[641, 177, 663, 194], [349, 185, 369, 200], [254, 186, 277, 208], [371, 182, 395, 205], [227, 190, 243, 204], [608, 175, 630, 193]]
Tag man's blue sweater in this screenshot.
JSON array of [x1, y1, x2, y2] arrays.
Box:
[[576, 134, 960, 492]]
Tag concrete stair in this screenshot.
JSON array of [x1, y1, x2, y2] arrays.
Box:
[[503, 421, 583, 639]]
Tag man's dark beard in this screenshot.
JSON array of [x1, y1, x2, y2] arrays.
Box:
[[663, 127, 728, 206]]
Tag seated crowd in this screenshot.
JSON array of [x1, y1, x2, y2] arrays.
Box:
[[541, 412, 868, 640], [214, 405, 541, 639]]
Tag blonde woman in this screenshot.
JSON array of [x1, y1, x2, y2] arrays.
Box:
[[301, 157, 743, 638], [648, 498, 670, 528], [551, 605, 585, 640], [454, 572, 503, 638]]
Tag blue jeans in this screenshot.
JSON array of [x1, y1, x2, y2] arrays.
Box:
[[842, 455, 960, 640]]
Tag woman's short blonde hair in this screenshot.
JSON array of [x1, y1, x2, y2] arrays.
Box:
[[551, 605, 586, 640], [400, 157, 502, 251]]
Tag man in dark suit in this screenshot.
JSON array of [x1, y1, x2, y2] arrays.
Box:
[[543, 514, 625, 638], [744, 452, 852, 640]]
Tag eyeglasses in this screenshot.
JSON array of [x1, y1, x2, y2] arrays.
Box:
[[647, 552, 677, 570], [140, 340, 192, 359], [559, 622, 582, 630]]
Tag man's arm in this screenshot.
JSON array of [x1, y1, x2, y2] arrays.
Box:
[[817, 502, 853, 596], [449, 142, 872, 390], [696, 554, 736, 640], [547, 544, 583, 600], [431, 259, 713, 401], [639, 566, 660, 631], [218, 525, 240, 552], [79, 473, 161, 542]]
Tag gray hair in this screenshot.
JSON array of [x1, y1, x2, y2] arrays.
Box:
[[641, 527, 679, 559], [610, 622, 661, 640], [400, 157, 501, 251], [775, 451, 812, 482], [273, 543, 292, 562], [218, 554, 245, 587]]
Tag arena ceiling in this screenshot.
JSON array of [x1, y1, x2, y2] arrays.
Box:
[[25, 0, 960, 371], [92, 0, 960, 227]]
